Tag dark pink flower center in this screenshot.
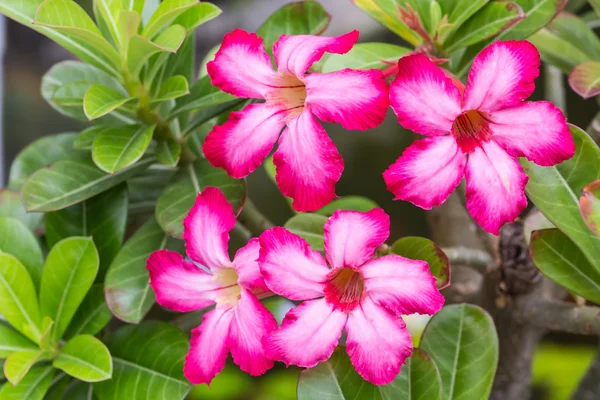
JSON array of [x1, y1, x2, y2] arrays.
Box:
[[264, 73, 306, 120], [323, 267, 366, 311], [452, 110, 493, 153]]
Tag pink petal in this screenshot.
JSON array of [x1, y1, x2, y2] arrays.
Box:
[[207, 29, 276, 99], [304, 69, 389, 130], [490, 101, 574, 166], [465, 140, 529, 235], [361, 255, 444, 315], [464, 40, 540, 113], [324, 209, 389, 269], [383, 135, 466, 209], [258, 227, 329, 301], [183, 187, 234, 270], [232, 238, 267, 291], [184, 306, 234, 385], [147, 250, 219, 312], [389, 54, 461, 136], [274, 111, 344, 212], [273, 31, 358, 78], [203, 104, 285, 179], [346, 295, 412, 385], [228, 289, 277, 376], [263, 298, 347, 367]]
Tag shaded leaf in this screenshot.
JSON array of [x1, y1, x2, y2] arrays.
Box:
[[173, 2, 221, 34], [437, 0, 488, 43], [0, 217, 44, 290], [391, 237, 450, 289], [156, 139, 181, 166], [548, 12, 600, 61], [581, 179, 600, 237], [0, 324, 38, 358], [316, 196, 380, 216], [84, 85, 134, 121], [500, 0, 568, 40], [380, 348, 443, 400], [0, 365, 55, 400], [284, 213, 328, 252], [127, 165, 178, 216], [322, 42, 410, 73], [352, 0, 422, 46], [64, 284, 112, 339], [169, 74, 235, 118], [54, 335, 112, 382], [569, 61, 600, 99], [73, 126, 108, 150], [0, 190, 43, 232], [92, 125, 154, 173]]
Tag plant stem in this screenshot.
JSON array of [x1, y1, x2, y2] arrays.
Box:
[[442, 246, 493, 273], [516, 299, 600, 335], [544, 64, 567, 114]]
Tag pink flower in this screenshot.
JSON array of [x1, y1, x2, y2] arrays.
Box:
[[384, 41, 575, 234], [146, 187, 276, 385], [258, 209, 444, 385], [204, 29, 389, 212]]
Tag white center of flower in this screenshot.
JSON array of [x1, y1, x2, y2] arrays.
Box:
[[212, 267, 241, 307], [264, 73, 307, 120]]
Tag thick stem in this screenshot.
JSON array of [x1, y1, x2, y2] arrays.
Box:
[[516, 300, 600, 335], [442, 246, 493, 273], [544, 64, 567, 114], [238, 197, 273, 237]]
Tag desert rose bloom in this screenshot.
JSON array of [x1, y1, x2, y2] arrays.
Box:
[[384, 41, 575, 234], [146, 187, 276, 385], [204, 29, 389, 212], [258, 209, 444, 385]]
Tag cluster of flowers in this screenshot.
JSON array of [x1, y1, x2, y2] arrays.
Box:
[[147, 30, 576, 386]]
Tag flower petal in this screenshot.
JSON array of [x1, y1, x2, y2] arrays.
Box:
[[490, 101, 574, 166], [464, 40, 540, 113], [274, 111, 344, 212], [183, 187, 235, 270], [203, 104, 285, 179], [389, 54, 462, 136], [228, 289, 277, 376], [184, 306, 234, 385], [263, 298, 347, 367], [324, 209, 390, 269], [207, 29, 276, 98], [383, 136, 466, 209], [147, 250, 219, 312], [233, 238, 267, 291], [362, 255, 444, 315], [258, 227, 329, 301], [273, 31, 358, 77], [304, 69, 389, 130], [465, 140, 528, 235], [346, 295, 413, 385]]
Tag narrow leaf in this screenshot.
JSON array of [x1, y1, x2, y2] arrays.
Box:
[[173, 2, 221, 34], [569, 61, 600, 99], [53, 335, 112, 382], [142, 0, 197, 39], [352, 0, 422, 46]]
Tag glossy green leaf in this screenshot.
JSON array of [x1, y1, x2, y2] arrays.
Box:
[[0, 253, 42, 343], [322, 43, 410, 73], [40, 237, 99, 342], [0, 217, 44, 290], [92, 125, 154, 173], [54, 335, 112, 382], [316, 196, 380, 216], [84, 85, 134, 121], [352, 0, 422, 46], [155, 159, 246, 238], [569, 61, 600, 99], [142, 0, 197, 39], [64, 285, 112, 339], [529, 28, 592, 74], [0, 190, 43, 232], [522, 125, 600, 270], [284, 213, 328, 252], [156, 139, 181, 166], [420, 304, 498, 400], [127, 25, 186, 76], [0, 365, 55, 400], [94, 321, 191, 400], [257, 0, 330, 50], [105, 217, 183, 323], [169, 75, 235, 118], [4, 350, 44, 386], [117, 10, 141, 52], [21, 157, 153, 212], [95, 0, 123, 47], [43, 373, 70, 400], [531, 228, 600, 303], [380, 348, 442, 400], [444, 2, 524, 52], [127, 165, 178, 215], [73, 126, 108, 150], [172, 2, 221, 34], [8, 132, 87, 191], [549, 12, 600, 60], [153, 75, 189, 103], [581, 179, 600, 237], [37, 317, 54, 353], [500, 0, 567, 40], [0, 324, 37, 358], [437, 0, 488, 43], [391, 237, 450, 289]]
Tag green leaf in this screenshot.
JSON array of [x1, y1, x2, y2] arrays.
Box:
[[21, 157, 153, 212], [581, 180, 600, 237], [127, 165, 178, 216], [322, 42, 410, 73], [0, 365, 55, 400], [64, 284, 112, 339], [284, 213, 328, 252], [391, 237, 450, 289], [117, 10, 141, 53], [156, 139, 181, 166], [0, 324, 37, 358], [142, 0, 197, 39], [153, 75, 189, 102], [169, 75, 235, 118], [172, 2, 221, 34], [40, 237, 99, 343], [105, 218, 183, 323], [0, 217, 44, 290], [352, 0, 422, 46], [33, 0, 121, 71], [523, 209, 554, 245], [569, 61, 600, 99], [127, 25, 186, 77], [257, 0, 330, 50], [155, 159, 246, 238], [316, 196, 380, 216], [95, 0, 123, 48], [420, 304, 498, 400], [531, 228, 600, 303], [548, 12, 600, 61], [0, 253, 42, 343], [38, 317, 54, 353], [380, 348, 442, 400], [437, 0, 488, 43], [500, 0, 567, 40], [4, 350, 44, 386], [522, 125, 600, 270], [529, 27, 592, 74], [8, 132, 87, 191], [43, 373, 70, 400], [83, 85, 134, 121], [73, 126, 107, 150], [54, 335, 112, 382], [93, 321, 191, 400], [92, 125, 154, 173], [444, 2, 525, 52], [0, 190, 43, 232]]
